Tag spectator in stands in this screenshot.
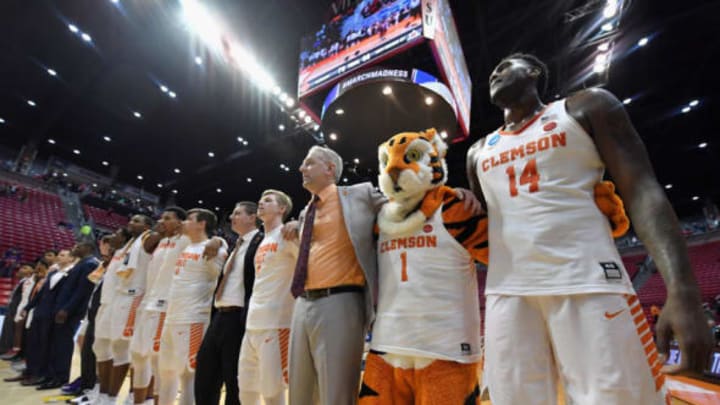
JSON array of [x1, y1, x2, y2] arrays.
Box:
[[38, 242, 100, 390], [43, 250, 58, 266], [0, 264, 34, 358]]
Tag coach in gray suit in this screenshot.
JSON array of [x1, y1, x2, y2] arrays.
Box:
[[284, 145, 384, 405]]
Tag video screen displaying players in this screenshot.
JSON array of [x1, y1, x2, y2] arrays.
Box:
[[298, 0, 423, 97]]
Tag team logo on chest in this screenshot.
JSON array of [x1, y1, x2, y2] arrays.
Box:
[[487, 133, 501, 147]]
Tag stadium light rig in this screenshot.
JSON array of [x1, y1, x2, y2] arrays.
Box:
[[180, 0, 320, 137]]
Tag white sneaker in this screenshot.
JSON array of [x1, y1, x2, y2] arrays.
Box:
[[70, 386, 99, 403], [122, 394, 134, 405]]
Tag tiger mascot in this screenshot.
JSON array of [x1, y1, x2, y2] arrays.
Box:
[[359, 128, 629, 405]]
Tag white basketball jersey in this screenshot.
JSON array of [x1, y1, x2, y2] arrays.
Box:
[[245, 226, 298, 330], [374, 209, 481, 363], [166, 239, 227, 324], [143, 234, 191, 311], [475, 100, 634, 296], [99, 242, 129, 305]]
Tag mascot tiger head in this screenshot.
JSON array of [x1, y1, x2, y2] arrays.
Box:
[[378, 128, 448, 206], [377, 128, 449, 236]]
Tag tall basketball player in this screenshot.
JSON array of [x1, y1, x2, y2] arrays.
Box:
[[466, 53, 712, 404]]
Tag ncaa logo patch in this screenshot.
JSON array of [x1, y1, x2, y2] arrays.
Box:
[[423, 224, 433, 233], [487, 133, 500, 146]]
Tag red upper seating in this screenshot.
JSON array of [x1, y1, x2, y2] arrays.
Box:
[[83, 204, 128, 230], [0, 184, 75, 265], [636, 241, 720, 306]]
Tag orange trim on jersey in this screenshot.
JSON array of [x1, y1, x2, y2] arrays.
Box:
[[627, 295, 666, 392], [122, 295, 144, 338], [497, 104, 551, 136], [152, 312, 167, 353], [278, 328, 290, 384], [188, 323, 204, 371]]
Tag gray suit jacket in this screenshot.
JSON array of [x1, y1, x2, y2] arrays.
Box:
[[299, 182, 386, 331]]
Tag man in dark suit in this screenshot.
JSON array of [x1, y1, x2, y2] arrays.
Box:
[[195, 201, 264, 405], [21, 249, 75, 386], [38, 242, 99, 389]]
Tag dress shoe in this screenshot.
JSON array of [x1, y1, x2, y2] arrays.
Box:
[[37, 379, 64, 390], [21, 376, 47, 386], [3, 374, 26, 382], [61, 377, 82, 395]]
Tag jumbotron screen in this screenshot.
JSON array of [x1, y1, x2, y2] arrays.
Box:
[[298, 0, 424, 97]]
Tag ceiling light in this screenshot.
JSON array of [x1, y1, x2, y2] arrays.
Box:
[[68, 24, 79, 33], [602, 0, 618, 18], [48, 138, 56, 144], [329, 133, 337, 141], [272, 86, 281, 95], [284, 167, 290, 172], [160, 85, 168, 93], [681, 107, 691, 113], [692, 196, 699, 201], [27, 100, 36, 107], [278, 124, 285, 131], [242, 140, 248, 146], [601, 23, 613, 32], [63, 173, 68, 177], [92, 183, 98, 188], [424, 96, 434, 105], [103, 136, 111, 142], [208, 151, 215, 157], [198, 200, 203, 204], [168, 91, 177, 98], [102, 161, 109, 166], [279, 164, 286, 169], [0, 117, 4, 124], [343, 177, 348, 183], [157, 183, 163, 188], [172, 189, 178, 194], [133, 111, 142, 118], [637, 37, 649, 47], [382, 86, 392, 95], [313, 124, 319, 131], [285, 98, 295, 108], [47, 68, 57, 76], [335, 108, 344, 115], [246, 177, 252, 183], [81, 33, 92, 42], [699, 142, 707, 148], [194, 56, 203, 65], [237, 137, 244, 142], [622, 98, 632, 105], [174, 168, 181, 173], [137, 175, 143, 180], [665, 184, 672, 190], [689, 100, 699, 107], [440, 131, 448, 139], [111, 0, 119, 4], [597, 42, 610, 52], [353, 158, 360, 164], [73, 149, 81, 155], [298, 110, 306, 118], [593, 63, 607, 73], [111, 190, 116, 194], [215, 207, 220, 211], [303, 116, 312, 123], [216, 188, 222, 193]]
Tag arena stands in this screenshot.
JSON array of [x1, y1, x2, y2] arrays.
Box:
[[83, 204, 129, 231]]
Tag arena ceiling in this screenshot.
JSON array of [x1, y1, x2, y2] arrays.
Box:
[[0, 0, 717, 220]]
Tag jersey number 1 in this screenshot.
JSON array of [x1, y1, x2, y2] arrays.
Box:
[[506, 158, 539, 197]]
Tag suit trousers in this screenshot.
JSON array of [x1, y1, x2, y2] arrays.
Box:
[[48, 316, 81, 383], [194, 309, 246, 405], [80, 314, 97, 389], [289, 291, 365, 405], [26, 316, 52, 378]]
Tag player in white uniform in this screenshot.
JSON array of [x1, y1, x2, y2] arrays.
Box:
[[106, 215, 153, 405], [467, 53, 712, 405], [158, 208, 227, 405], [93, 228, 131, 405], [130, 207, 189, 405], [238, 190, 297, 405]]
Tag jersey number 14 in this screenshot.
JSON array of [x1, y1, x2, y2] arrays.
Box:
[[505, 158, 540, 197]]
